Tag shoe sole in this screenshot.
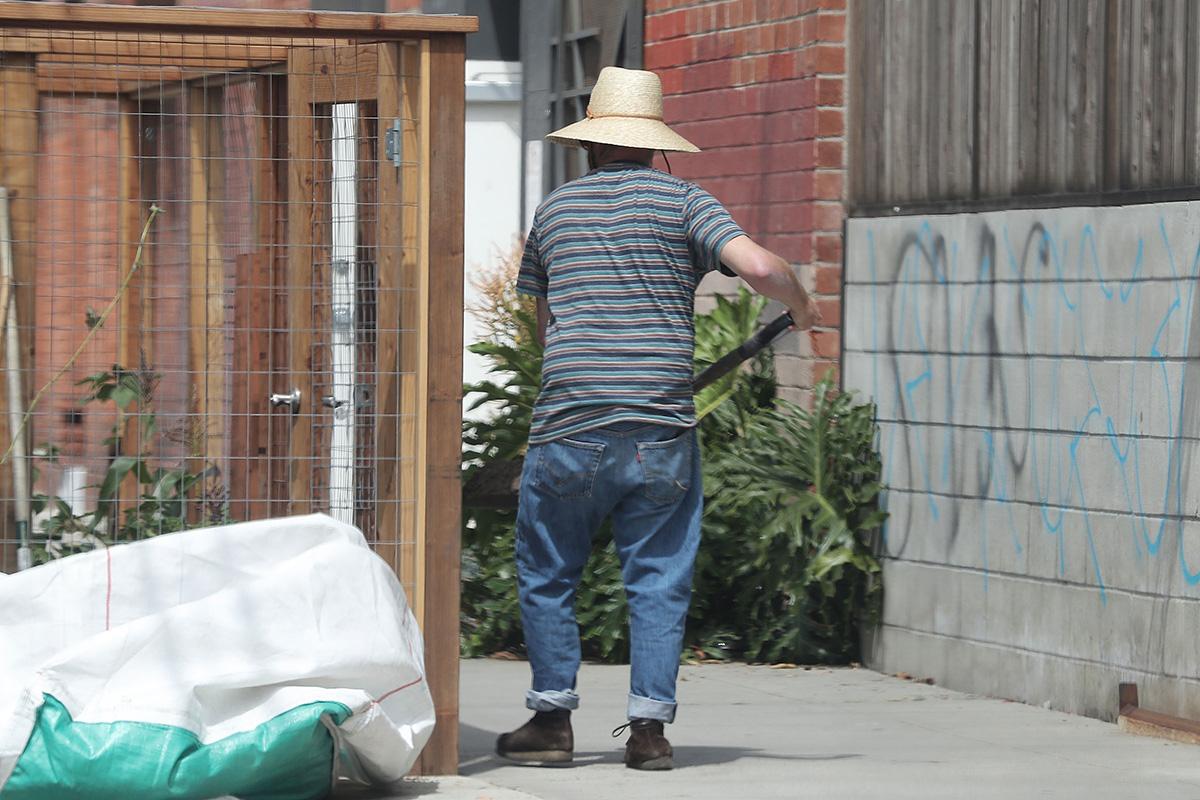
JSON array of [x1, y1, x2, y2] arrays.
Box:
[[626, 756, 674, 771], [497, 750, 573, 766]]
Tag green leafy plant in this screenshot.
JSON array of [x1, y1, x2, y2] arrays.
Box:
[[30, 362, 229, 564], [460, 258, 885, 664], [693, 291, 772, 422], [700, 381, 885, 663]]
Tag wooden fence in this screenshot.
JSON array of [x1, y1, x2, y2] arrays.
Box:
[[849, 0, 1200, 209]]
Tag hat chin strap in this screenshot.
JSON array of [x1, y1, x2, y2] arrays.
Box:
[[660, 150, 672, 174]]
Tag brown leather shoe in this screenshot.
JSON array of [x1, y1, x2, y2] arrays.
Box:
[[496, 709, 574, 765], [614, 718, 674, 770]]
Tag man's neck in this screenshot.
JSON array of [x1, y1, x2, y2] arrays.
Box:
[[590, 144, 655, 169], [596, 157, 652, 168]]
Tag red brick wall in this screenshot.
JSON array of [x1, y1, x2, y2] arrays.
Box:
[[644, 0, 847, 404]]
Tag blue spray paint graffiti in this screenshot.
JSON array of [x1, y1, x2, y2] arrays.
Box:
[[856, 214, 1200, 604]]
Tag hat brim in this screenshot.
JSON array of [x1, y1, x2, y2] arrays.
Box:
[[545, 116, 700, 153]]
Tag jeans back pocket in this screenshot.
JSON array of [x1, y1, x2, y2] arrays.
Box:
[[535, 437, 606, 499], [637, 430, 693, 504]]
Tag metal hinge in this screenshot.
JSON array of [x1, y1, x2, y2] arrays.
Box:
[[383, 118, 402, 168]]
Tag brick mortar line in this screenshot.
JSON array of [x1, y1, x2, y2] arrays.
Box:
[[664, 81, 844, 92], [667, 109, 846, 116], [645, 0, 733, 13], [649, 44, 847, 61], [661, 81, 841, 101], [655, 59, 847, 77], [650, 37, 843, 49], [646, 4, 846, 25], [647, 3, 846, 16], [671, 141, 843, 151], [657, 56, 844, 74], [666, 117, 845, 130], [647, 32, 845, 45], [647, 13, 845, 30]]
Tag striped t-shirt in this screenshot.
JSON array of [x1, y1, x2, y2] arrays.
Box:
[[517, 161, 744, 445]]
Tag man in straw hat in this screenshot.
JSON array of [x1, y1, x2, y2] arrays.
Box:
[[497, 66, 820, 771]]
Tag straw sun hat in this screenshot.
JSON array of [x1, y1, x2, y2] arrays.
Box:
[[545, 66, 700, 153]]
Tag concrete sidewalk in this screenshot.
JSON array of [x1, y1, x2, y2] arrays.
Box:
[[453, 659, 1200, 799]]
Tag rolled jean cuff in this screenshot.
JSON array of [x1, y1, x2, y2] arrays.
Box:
[[627, 692, 676, 723], [526, 689, 580, 712]]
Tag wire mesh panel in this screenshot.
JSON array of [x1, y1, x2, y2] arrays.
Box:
[[283, 39, 429, 608], [0, 21, 424, 605]]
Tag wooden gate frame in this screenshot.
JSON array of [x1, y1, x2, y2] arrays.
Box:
[[0, 4, 473, 776]]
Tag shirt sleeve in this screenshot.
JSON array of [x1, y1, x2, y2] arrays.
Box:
[[516, 224, 548, 298], [684, 185, 745, 278]]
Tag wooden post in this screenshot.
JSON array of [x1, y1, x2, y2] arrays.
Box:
[[186, 84, 226, 520], [398, 40, 430, 624], [411, 37, 432, 633], [265, 75, 290, 519], [414, 31, 465, 778], [0, 52, 37, 571], [229, 251, 271, 522], [226, 75, 286, 522], [374, 41, 406, 585], [285, 50, 317, 515]]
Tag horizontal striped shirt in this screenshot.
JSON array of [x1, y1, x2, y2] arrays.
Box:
[[517, 161, 744, 445]]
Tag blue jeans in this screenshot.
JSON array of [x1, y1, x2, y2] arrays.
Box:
[[515, 421, 702, 724]]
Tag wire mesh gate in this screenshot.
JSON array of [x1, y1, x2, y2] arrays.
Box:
[[0, 4, 470, 775]]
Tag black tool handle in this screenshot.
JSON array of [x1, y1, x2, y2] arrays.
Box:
[[692, 311, 795, 392]]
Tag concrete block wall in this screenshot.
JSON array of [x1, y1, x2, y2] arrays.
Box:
[[644, 0, 847, 405], [844, 203, 1200, 721]]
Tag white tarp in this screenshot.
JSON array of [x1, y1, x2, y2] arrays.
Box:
[[0, 514, 434, 797]]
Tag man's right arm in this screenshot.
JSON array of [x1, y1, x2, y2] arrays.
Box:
[[718, 235, 821, 331]]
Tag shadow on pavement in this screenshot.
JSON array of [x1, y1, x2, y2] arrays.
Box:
[[458, 723, 861, 775]]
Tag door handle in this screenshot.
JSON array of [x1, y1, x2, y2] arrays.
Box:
[[270, 389, 301, 413]]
